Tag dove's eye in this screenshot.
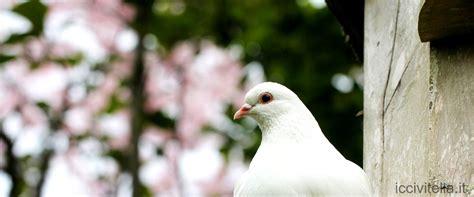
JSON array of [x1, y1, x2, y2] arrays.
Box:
[[258, 92, 273, 104]]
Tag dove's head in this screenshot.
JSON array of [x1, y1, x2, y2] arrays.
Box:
[[234, 82, 303, 124]]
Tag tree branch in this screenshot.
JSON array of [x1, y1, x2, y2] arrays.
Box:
[[33, 149, 53, 197], [0, 122, 23, 197], [128, 1, 154, 196], [129, 36, 146, 197], [33, 89, 69, 197]]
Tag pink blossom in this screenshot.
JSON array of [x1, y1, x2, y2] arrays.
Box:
[[0, 82, 22, 119], [96, 110, 131, 150], [168, 42, 195, 67], [47, 1, 135, 55], [84, 73, 119, 113], [25, 38, 48, 62], [109, 53, 134, 78], [64, 107, 92, 135], [20, 104, 47, 127], [144, 53, 179, 112], [0, 0, 16, 9], [175, 41, 244, 147], [3, 60, 29, 82], [17, 63, 68, 108], [49, 42, 79, 59]]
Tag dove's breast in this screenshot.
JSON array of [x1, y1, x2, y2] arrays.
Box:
[[234, 143, 372, 197]]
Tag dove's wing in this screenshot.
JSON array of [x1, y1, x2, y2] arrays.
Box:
[[302, 159, 372, 196]]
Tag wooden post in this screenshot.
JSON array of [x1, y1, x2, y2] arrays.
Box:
[[364, 0, 473, 195]]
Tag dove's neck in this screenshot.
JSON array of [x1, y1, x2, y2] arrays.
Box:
[[257, 105, 332, 146], [253, 105, 345, 162]]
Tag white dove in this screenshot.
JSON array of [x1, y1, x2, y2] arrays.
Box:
[[233, 82, 372, 196]]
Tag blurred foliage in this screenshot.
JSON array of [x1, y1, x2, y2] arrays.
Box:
[[5, 0, 47, 44], [145, 111, 176, 130], [0, 54, 15, 64], [11, 0, 46, 36], [1, 1, 363, 165], [142, 0, 364, 165], [51, 53, 84, 67]]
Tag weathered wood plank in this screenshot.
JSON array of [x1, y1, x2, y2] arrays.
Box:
[[383, 0, 428, 112], [366, 0, 473, 195], [364, 0, 399, 194], [383, 44, 431, 196], [429, 42, 474, 193], [365, 0, 430, 195]]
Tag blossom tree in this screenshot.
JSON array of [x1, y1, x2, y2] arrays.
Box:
[[0, 0, 263, 196]]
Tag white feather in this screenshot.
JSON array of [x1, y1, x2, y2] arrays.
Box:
[[234, 82, 372, 196]]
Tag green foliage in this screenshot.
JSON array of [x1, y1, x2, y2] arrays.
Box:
[[51, 53, 84, 66], [0, 54, 15, 65], [12, 0, 47, 36], [139, 184, 153, 197], [219, 138, 233, 163], [35, 101, 50, 113], [5, 0, 47, 44], [106, 149, 129, 171], [105, 94, 126, 114], [145, 111, 176, 130], [3, 33, 30, 44], [242, 128, 262, 162]]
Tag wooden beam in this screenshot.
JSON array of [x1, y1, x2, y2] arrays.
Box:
[[418, 0, 474, 42], [326, 0, 364, 61]]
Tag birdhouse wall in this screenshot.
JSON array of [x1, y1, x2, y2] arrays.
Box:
[[363, 0, 473, 195]]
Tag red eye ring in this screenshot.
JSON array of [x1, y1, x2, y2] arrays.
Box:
[[258, 92, 273, 104]]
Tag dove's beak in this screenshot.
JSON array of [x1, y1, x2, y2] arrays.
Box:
[[234, 103, 253, 120]]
